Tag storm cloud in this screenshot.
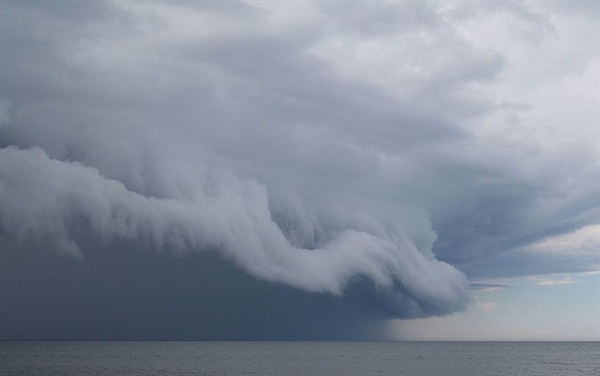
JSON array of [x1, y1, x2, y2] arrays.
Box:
[[1, 1, 597, 339]]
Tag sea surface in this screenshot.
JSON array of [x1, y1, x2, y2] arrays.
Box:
[[1, 341, 598, 376]]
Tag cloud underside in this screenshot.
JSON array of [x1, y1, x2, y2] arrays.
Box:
[[0, 1, 598, 337], [1, 146, 468, 319]]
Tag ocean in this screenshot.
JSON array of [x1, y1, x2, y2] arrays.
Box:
[[1, 341, 598, 376]]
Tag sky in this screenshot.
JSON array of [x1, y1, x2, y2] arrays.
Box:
[[0, 1, 598, 341]]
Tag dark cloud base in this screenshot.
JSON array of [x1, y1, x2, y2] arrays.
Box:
[[0, 235, 390, 341]]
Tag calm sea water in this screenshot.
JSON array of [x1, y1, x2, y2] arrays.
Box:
[[1, 341, 598, 376]]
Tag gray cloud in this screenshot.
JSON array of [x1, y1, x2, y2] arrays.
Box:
[[0, 142, 468, 318], [0, 1, 597, 339], [0, 235, 392, 340]]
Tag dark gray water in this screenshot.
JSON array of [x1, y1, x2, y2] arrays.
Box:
[[1, 341, 598, 376]]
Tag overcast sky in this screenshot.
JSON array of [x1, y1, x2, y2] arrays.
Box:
[[1, 1, 598, 340]]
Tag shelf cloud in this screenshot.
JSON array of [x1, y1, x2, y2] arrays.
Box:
[[1, 1, 597, 339]]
